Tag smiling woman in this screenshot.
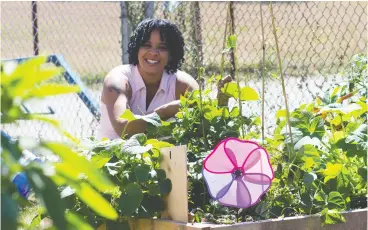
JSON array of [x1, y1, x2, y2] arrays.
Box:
[[98, 19, 199, 140]]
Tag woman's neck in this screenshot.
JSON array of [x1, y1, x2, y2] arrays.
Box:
[[137, 65, 163, 88]]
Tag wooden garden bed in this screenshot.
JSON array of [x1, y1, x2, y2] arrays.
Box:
[[100, 146, 367, 230]]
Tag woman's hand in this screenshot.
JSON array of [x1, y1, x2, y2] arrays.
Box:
[[154, 100, 181, 120], [217, 75, 233, 106]]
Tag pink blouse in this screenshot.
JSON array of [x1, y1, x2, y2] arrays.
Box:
[[98, 64, 183, 140]]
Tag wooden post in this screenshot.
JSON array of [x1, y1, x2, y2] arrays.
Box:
[[120, 2, 129, 64]]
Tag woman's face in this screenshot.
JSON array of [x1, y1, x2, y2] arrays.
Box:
[[137, 29, 169, 78]]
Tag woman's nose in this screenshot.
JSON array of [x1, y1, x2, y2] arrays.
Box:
[[149, 48, 159, 55]]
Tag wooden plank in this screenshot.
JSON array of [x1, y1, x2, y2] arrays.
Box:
[[128, 219, 211, 230], [209, 209, 368, 230], [160, 145, 189, 223]]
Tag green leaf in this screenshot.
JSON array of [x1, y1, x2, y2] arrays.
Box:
[[299, 144, 320, 158], [227, 35, 237, 49], [146, 139, 173, 149], [65, 211, 93, 230], [74, 182, 118, 220], [1, 193, 18, 230], [323, 163, 343, 183], [134, 165, 151, 182], [91, 154, 112, 168], [346, 124, 367, 151], [156, 169, 167, 181], [27, 169, 68, 230], [303, 172, 317, 184], [358, 167, 367, 182], [321, 208, 346, 225], [240, 87, 259, 101], [276, 109, 287, 119], [147, 183, 161, 196], [136, 112, 161, 127], [328, 192, 346, 210], [221, 82, 238, 98], [294, 136, 322, 150], [44, 142, 115, 192], [160, 178, 172, 195], [119, 109, 136, 121], [121, 134, 152, 156], [25, 84, 80, 98], [118, 183, 143, 216], [229, 107, 240, 117]]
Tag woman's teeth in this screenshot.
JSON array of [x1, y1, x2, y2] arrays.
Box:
[[147, 59, 158, 64]]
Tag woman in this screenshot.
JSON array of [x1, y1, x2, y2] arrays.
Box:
[[98, 19, 199, 140]]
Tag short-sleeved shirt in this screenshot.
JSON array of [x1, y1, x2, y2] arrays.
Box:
[[98, 64, 188, 139]]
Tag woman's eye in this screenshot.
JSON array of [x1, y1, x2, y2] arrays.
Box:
[[158, 46, 168, 50]]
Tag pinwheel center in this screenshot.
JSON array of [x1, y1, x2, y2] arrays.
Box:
[[233, 168, 243, 178]]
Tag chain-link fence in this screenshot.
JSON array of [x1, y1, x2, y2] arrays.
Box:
[[1, 1, 367, 141]]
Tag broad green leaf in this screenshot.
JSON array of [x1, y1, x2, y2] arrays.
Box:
[[146, 139, 173, 149], [321, 208, 346, 225], [27, 169, 68, 230], [119, 109, 136, 121], [229, 107, 240, 117], [74, 182, 118, 220], [121, 134, 152, 156], [302, 157, 316, 171], [147, 183, 161, 196], [303, 172, 317, 184], [44, 142, 115, 192], [336, 138, 365, 158], [118, 183, 143, 216], [240, 87, 259, 101], [276, 109, 287, 119], [221, 82, 239, 98], [156, 169, 167, 181], [134, 165, 151, 182], [323, 163, 343, 183], [65, 211, 93, 230], [25, 84, 80, 98], [160, 178, 172, 195], [294, 136, 322, 150], [299, 144, 320, 158], [136, 112, 161, 127], [91, 154, 112, 168], [327, 191, 346, 210]]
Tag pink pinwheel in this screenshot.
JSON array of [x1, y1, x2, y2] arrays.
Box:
[[203, 138, 274, 208]]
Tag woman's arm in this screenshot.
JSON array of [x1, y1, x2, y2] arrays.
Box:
[[101, 71, 146, 137], [154, 72, 199, 120]]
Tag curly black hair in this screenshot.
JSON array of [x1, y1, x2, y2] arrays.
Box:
[[128, 19, 185, 74]]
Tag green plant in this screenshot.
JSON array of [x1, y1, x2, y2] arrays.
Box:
[[1, 57, 118, 230]]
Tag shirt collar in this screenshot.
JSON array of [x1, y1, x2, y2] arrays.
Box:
[[132, 65, 169, 93]]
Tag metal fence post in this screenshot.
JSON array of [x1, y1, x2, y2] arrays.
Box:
[[120, 1, 129, 64], [145, 2, 154, 18], [31, 1, 39, 56]]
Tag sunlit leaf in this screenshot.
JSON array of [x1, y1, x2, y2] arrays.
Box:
[[74, 182, 118, 220], [24, 84, 80, 98], [328, 191, 346, 210], [323, 163, 343, 183], [65, 211, 93, 230], [240, 87, 259, 101], [321, 208, 346, 225], [43, 142, 115, 192]]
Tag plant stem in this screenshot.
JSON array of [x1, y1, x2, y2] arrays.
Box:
[[220, 4, 229, 77], [260, 2, 266, 144], [227, 2, 245, 137], [270, 2, 294, 147]]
